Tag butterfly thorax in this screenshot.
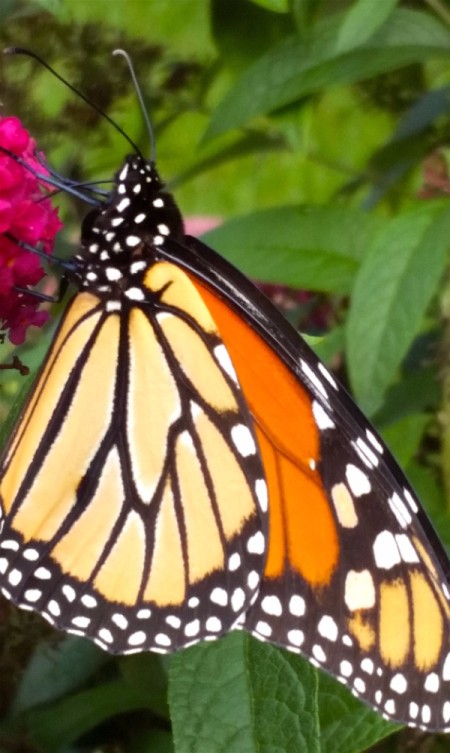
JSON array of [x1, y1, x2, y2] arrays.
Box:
[[71, 155, 184, 304]]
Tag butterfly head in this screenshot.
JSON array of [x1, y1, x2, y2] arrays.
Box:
[[73, 154, 184, 294]]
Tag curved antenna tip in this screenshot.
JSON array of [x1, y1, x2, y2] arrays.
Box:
[[112, 49, 155, 162]]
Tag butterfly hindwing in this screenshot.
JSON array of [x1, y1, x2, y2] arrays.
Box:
[[161, 237, 450, 731]]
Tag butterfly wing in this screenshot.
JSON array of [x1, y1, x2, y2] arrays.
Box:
[[0, 261, 267, 653], [158, 234, 450, 731]]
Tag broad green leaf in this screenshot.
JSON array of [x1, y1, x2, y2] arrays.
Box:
[[201, 206, 382, 293], [336, 0, 398, 53], [206, 9, 450, 138], [346, 203, 450, 415], [169, 633, 320, 753]]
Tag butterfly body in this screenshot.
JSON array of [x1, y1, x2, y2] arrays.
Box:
[[0, 153, 449, 731]]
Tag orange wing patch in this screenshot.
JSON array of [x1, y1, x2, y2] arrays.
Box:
[[190, 278, 339, 588]]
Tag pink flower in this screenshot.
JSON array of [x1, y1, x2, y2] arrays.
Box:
[[0, 116, 62, 344]]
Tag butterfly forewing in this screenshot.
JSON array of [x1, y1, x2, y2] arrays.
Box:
[[0, 250, 267, 654]]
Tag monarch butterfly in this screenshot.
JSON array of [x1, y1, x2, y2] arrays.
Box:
[[0, 56, 449, 735]]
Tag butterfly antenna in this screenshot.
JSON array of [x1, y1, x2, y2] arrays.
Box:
[[113, 49, 156, 162], [3, 47, 142, 157]]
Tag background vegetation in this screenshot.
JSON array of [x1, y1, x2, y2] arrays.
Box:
[[1, 1, 450, 751]]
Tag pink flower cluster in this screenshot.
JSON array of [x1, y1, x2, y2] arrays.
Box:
[[0, 116, 62, 344]]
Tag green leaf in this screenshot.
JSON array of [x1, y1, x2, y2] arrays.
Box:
[[24, 680, 151, 753], [248, 0, 289, 12], [346, 203, 450, 415], [201, 206, 382, 293], [373, 365, 439, 426], [318, 672, 397, 753], [169, 633, 320, 753], [11, 637, 109, 714], [212, 0, 292, 70], [206, 9, 450, 138], [119, 653, 170, 719], [381, 413, 429, 468], [336, 0, 398, 53]]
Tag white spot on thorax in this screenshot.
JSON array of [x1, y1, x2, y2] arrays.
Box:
[[106, 267, 122, 281], [125, 235, 141, 248], [117, 197, 130, 212], [125, 287, 145, 301]]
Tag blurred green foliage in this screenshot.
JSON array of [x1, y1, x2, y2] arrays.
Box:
[[1, 1, 450, 751]]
